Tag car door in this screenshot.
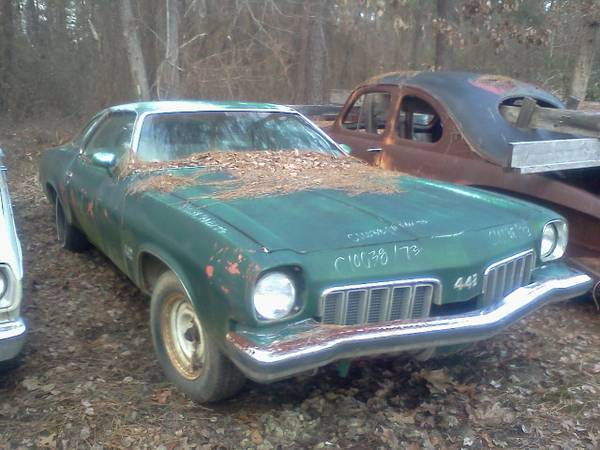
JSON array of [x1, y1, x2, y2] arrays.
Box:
[[378, 88, 472, 181], [330, 86, 398, 165], [67, 111, 136, 263]]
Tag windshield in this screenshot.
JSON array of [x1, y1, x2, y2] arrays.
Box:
[[136, 111, 341, 162]]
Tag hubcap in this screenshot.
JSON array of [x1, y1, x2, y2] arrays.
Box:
[[161, 293, 205, 380]]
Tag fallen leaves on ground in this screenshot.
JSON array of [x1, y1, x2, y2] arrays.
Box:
[[0, 119, 598, 449]]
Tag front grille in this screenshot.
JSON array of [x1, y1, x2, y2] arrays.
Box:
[[319, 280, 438, 325], [482, 250, 535, 306]]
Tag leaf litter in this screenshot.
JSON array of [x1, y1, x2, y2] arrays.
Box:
[[126, 150, 403, 199], [1, 121, 599, 449]]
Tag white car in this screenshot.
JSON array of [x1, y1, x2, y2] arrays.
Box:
[[0, 148, 25, 368]]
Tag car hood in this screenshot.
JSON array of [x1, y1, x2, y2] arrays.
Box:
[[167, 173, 539, 253]]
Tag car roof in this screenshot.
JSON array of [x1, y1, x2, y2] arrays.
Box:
[[109, 100, 295, 115], [363, 71, 570, 167]]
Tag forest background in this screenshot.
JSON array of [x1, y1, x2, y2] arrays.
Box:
[[0, 0, 599, 121]]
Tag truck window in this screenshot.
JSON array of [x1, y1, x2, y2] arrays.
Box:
[[396, 96, 442, 143], [342, 92, 391, 135]]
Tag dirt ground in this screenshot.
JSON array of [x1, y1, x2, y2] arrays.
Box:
[[0, 120, 599, 449]]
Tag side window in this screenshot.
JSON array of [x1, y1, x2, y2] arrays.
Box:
[[342, 92, 391, 135], [74, 114, 104, 147], [83, 112, 136, 159], [396, 96, 443, 143]]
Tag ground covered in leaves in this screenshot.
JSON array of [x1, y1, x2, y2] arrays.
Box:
[[0, 119, 599, 449]]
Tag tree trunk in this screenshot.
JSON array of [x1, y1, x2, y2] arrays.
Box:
[[434, 0, 453, 70], [158, 0, 180, 99], [25, 0, 41, 47], [0, 0, 15, 95], [305, 0, 328, 104], [568, 20, 599, 101], [295, 1, 311, 103], [119, 0, 151, 100], [410, 7, 423, 70]]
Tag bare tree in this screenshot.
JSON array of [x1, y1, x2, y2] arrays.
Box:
[[157, 0, 180, 99], [119, 0, 151, 100], [305, 0, 329, 103], [569, 19, 599, 100], [0, 0, 15, 105], [434, 0, 454, 70], [410, 6, 424, 70]]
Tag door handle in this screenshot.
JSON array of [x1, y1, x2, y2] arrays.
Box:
[[367, 147, 382, 152]]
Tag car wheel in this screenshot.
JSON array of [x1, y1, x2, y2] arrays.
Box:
[[55, 197, 90, 252], [150, 271, 246, 403], [0, 355, 22, 373]]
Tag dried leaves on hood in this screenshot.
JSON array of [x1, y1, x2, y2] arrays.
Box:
[[127, 150, 403, 199]]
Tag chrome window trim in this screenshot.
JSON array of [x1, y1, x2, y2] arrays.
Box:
[[129, 108, 344, 161]]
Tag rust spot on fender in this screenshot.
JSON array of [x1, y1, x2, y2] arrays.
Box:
[[87, 201, 94, 218], [205, 265, 214, 278], [220, 286, 230, 295], [226, 261, 240, 275]]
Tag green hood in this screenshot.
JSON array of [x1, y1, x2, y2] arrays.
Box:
[[168, 174, 540, 253]]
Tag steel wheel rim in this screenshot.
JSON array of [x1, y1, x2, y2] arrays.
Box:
[[161, 293, 205, 380]]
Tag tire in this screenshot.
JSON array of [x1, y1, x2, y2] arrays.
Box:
[[150, 271, 246, 402], [55, 197, 90, 252], [0, 355, 22, 373]]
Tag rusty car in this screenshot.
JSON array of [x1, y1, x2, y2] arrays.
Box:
[[315, 71, 600, 301], [0, 148, 26, 369], [38, 101, 592, 402]]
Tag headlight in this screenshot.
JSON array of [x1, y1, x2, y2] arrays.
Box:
[[253, 272, 296, 320], [540, 220, 568, 262]]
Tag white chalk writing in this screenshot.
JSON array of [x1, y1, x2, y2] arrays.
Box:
[[488, 223, 531, 244], [347, 220, 429, 243], [334, 243, 422, 273], [180, 204, 228, 235]]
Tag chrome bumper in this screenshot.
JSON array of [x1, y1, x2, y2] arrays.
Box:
[[225, 265, 592, 383], [0, 317, 26, 362]]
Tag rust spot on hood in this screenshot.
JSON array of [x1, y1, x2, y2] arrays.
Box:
[[205, 265, 214, 278], [226, 261, 240, 275]]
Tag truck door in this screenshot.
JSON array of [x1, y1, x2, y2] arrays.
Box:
[[380, 90, 470, 181], [330, 86, 398, 166]]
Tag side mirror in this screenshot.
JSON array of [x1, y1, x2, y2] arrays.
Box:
[[91, 152, 117, 170], [339, 144, 353, 155]]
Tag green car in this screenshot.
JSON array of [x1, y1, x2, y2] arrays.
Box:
[[38, 101, 592, 402]]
